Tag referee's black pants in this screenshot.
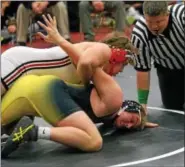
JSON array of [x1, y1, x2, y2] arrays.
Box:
[[156, 66, 184, 110]]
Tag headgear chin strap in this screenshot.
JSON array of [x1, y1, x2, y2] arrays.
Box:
[[108, 48, 128, 75]]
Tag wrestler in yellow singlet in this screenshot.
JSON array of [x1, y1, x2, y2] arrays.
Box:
[[2, 75, 93, 126]]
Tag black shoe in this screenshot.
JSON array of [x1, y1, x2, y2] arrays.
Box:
[[15, 42, 26, 46], [84, 38, 95, 42], [1, 37, 12, 45], [1, 116, 35, 136], [1, 120, 20, 136], [1, 116, 38, 158], [1, 134, 9, 149], [84, 34, 95, 42]]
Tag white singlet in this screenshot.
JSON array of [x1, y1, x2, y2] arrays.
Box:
[[1, 46, 81, 96]]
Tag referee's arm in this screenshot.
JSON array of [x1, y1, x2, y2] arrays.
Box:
[[131, 34, 152, 115]]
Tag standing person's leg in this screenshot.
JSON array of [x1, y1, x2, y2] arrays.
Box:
[[16, 4, 35, 45], [79, 1, 95, 41], [157, 67, 184, 110], [47, 2, 70, 40], [104, 2, 127, 32]]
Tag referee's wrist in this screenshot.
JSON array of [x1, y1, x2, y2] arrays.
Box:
[[137, 89, 149, 104]]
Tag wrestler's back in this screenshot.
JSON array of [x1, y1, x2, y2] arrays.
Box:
[[1, 46, 81, 95]]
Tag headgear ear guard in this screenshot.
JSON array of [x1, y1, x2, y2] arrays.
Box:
[[117, 100, 146, 130], [109, 48, 128, 64], [108, 47, 128, 75], [108, 47, 136, 75]]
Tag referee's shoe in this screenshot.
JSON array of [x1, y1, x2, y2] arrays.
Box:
[[1, 116, 38, 158]]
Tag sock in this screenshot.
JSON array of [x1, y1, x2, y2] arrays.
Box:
[[37, 127, 51, 140]]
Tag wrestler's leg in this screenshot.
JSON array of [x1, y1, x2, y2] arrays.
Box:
[[1, 98, 38, 126], [48, 111, 102, 152], [1, 97, 39, 138], [90, 67, 123, 117], [34, 80, 102, 152], [1, 77, 102, 158], [2, 111, 102, 158], [1, 75, 40, 135]]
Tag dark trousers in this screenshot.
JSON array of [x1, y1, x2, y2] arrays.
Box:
[[156, 66, 184, 110]]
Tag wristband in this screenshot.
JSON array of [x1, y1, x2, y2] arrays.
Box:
[[137, 89, 149, 104]]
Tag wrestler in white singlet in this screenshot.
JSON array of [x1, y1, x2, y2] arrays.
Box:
[[1, 46, 81, 96]]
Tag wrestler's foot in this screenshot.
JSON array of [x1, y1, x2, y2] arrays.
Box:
[[1, 116, 38, 158], [1, 116, 35, 136]]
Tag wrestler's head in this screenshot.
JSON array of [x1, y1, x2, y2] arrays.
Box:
[[113, 100, 146, 130], [101, 31, 138, 76]]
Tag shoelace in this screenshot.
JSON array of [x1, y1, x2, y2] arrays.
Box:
[[12, 124, 34, 142]]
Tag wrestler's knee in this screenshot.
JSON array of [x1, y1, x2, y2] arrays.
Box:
[[85, 136, 103, 152], [85, 127, 103, 152]]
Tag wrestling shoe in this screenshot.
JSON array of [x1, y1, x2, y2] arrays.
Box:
[[1, 134, 9, 149], [1, 116, 35, 136], [1, 116, 38, 158]]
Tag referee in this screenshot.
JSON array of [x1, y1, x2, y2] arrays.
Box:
[[131, 1, 184, 112]]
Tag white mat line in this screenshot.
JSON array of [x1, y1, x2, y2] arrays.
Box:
[[148, 106, 184, 115], [107, 107, 184, 167], [157, 126, 184, 132], [108, 148, 185, 167]]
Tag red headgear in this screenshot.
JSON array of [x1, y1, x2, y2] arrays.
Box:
[[108, 48, 128, 75], [109, 48, 128, 64]]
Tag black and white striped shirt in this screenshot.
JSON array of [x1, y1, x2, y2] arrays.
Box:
[[131, 4, 185, 71]]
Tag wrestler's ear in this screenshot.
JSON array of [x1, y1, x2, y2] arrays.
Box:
[[145, 122, 159, 128]]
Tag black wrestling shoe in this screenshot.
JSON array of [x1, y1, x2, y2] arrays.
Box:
[[1, 134, 9, 149], [1, 116, 38, 158], [15, 42, 26, 46], [1, 116, 35, 136]]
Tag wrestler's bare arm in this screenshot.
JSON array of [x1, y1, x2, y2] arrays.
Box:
[[37, 14, 111, 84], [75, 42, 111, 84], [56, 41, 111, 85]]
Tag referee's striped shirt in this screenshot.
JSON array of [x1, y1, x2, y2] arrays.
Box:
[[131, 4, 185, 71]]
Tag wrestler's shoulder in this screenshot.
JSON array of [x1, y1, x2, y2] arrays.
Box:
[[74, 42, 110, 51]]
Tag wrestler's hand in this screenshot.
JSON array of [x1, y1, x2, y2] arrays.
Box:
[[141, 104, 148, 115], [142, 115, 159, 129], [37, 14, 63, 45], [144, 122, 159, 128]]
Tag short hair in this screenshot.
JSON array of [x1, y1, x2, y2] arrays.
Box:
[[143, 1, 168, 16]]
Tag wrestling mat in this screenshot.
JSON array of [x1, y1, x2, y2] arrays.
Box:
[[1, 65, 184, 167]]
